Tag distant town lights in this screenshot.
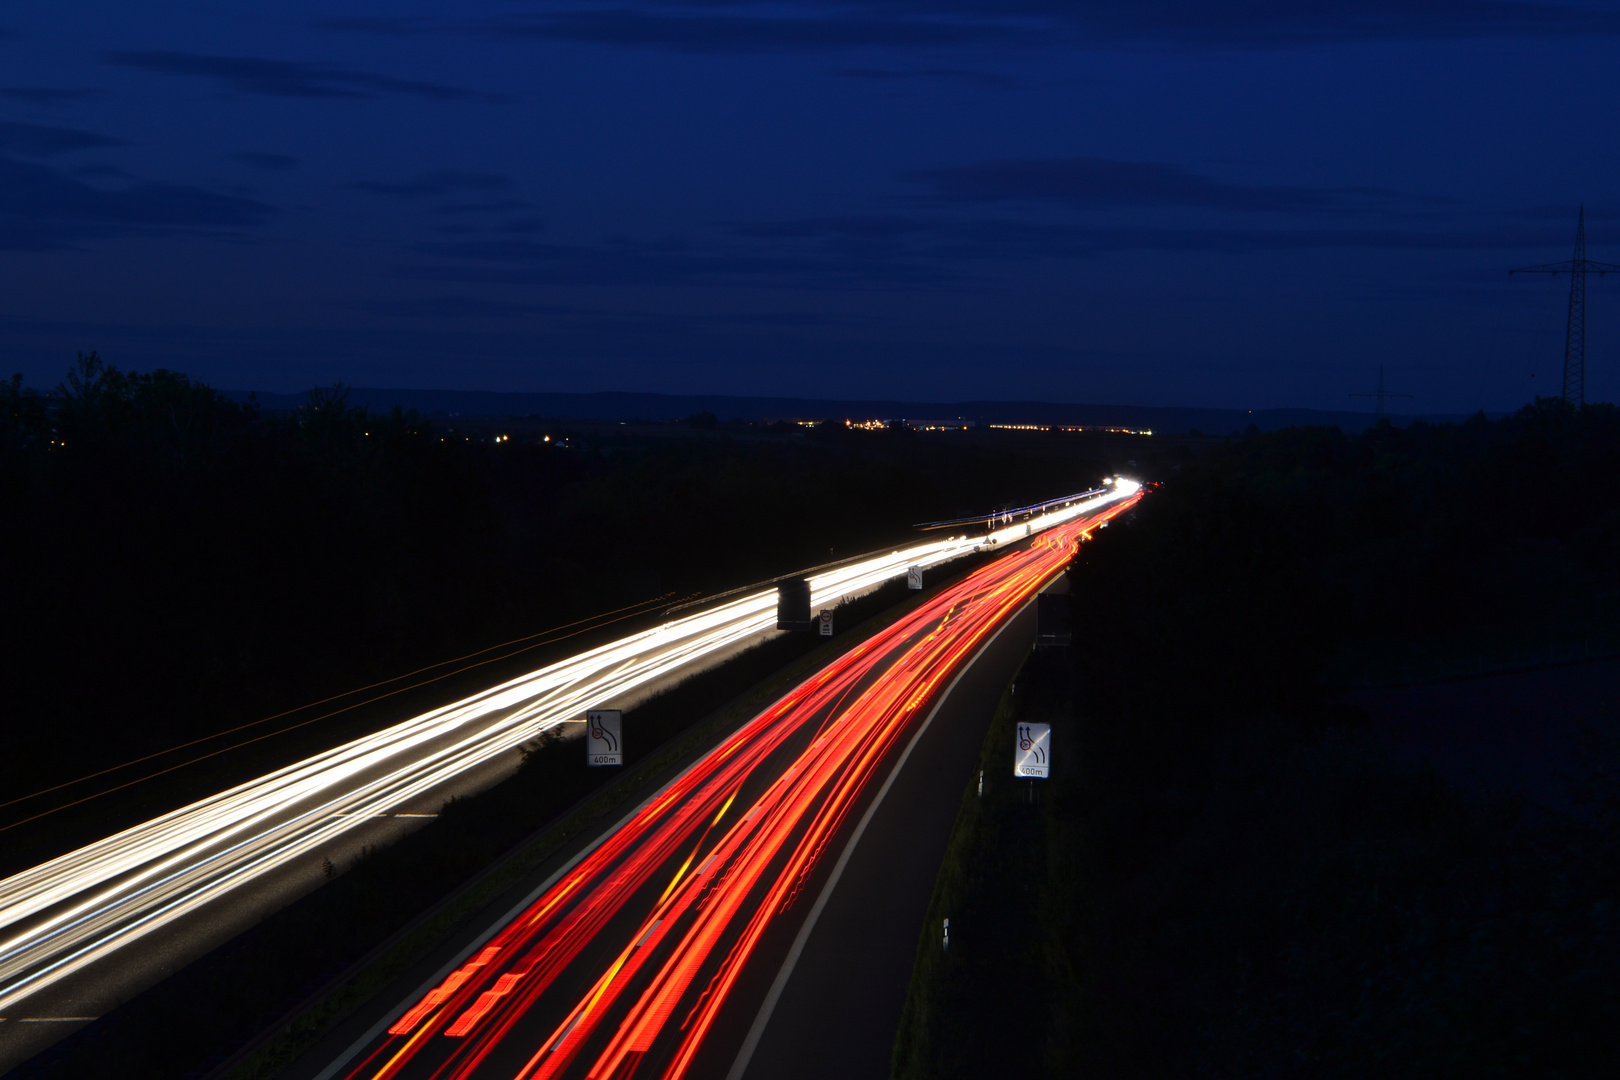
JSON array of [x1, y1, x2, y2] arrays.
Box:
[[988, 423, 1152, 435]]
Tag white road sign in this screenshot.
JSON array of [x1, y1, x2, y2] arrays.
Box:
[[907, 565, 923, 590], [819, 609, 834, 636], [585, 709, 623, 766], [1014, 722, 1050, 778]]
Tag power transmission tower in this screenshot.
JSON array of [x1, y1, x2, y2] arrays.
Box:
[[1510, 205, 1620, 406], [1351, 365, 1413, 418]]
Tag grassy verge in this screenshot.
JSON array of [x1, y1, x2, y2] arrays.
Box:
[[892, 628, 1620, 1079], [890, 645, 1065, 1080], [12, 551, 994, 1080]]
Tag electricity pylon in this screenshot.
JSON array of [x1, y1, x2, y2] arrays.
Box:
[[1351, 365, 1412, 418], [1510, 205, 1620, 407]]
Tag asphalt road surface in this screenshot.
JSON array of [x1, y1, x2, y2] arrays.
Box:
[[291, 499, 1131, 1080], [0, 483, 1137, 1074], [733, 578, 1055, 1080]]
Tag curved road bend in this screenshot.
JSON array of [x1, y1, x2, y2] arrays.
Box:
[[290, 498, 1132, 1080]]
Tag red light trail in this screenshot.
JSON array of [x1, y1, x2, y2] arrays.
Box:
[[337, 494, 1137, 1080]]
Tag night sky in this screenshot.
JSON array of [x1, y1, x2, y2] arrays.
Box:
[[4, 3, 1620, 412]]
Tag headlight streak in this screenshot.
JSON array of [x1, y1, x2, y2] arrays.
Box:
[[334, 488, 1139, 1080], [0, 481, 1138, 1014]]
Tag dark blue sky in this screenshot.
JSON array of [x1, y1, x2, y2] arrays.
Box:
[[4, 2, 1620, 411]]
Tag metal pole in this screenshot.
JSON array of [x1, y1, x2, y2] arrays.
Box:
[[1566, 206, 1588, 406]]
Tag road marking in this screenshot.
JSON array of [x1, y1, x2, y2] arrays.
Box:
[[309, 713, 764, 1080], [326, 813, 439, 819], [313, 567, 1067, 1080], [724, 592, 1036, 1080], [4, 1016, 98, 1022]]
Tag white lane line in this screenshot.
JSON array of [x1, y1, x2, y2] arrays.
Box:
[[0, 488, 1126, 1029], [308, 703, 761, 1080], [724, 592, 1034, 1080]]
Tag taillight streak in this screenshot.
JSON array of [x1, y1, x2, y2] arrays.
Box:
[[342, 494, 1138, 1080]]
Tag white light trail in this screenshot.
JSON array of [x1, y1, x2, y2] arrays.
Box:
[[0, 480, 1138, 1010]]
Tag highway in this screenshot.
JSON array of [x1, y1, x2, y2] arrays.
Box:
[[297, 489, 1139, 1080], [0, 480, 1140, 1065]]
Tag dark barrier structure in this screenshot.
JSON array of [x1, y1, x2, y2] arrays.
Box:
[[776, 579, 812, 631]]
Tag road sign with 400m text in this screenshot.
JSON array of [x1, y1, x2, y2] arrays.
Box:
[[586, 709, 622, 766], [1014, 722, 1050, 778]]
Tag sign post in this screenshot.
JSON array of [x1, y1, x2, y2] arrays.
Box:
[[818, 609, 834, 636], [586, 709, 623, 767], [907, 565, 923, 590], [1013, 722, 1050, 779]]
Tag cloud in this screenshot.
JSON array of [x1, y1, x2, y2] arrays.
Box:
[[732, 214, 932, 241], [0, 121, 121, 156], [400, 215, 1552, 295], [230, 151, 299, 171], [0, 155, 273, 251], [500, 216, 546, 233], [394, 195, 1568, 295], [405, 233, 907, 288], [1043, 0, 1620, 46], [70, 163, 133, 180], [1023, 223, 1566, 255], [104, 50, 482, 101], [1502, 203, 1620, 224], [313, 2, 1620, 53], [832, 66, 1017, 88], [352, 171, 511, 198], [713, 210, 1585, 288], [364, 295, 566, 319], [315, 8, 1004, 51], [0, 87, 101, 106], [314, 16, 434, 37], [411, 238, 566, 263], [426, 199, 533, 215], [903, 157, 1386, 213], [482, 9, 1010, 52]]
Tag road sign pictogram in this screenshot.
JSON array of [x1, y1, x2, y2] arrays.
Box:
[[586, 709, 623, 766], [1014, 722, 1050, 778]]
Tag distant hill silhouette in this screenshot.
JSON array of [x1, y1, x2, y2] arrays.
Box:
[[225, 388, 1477, 435]]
